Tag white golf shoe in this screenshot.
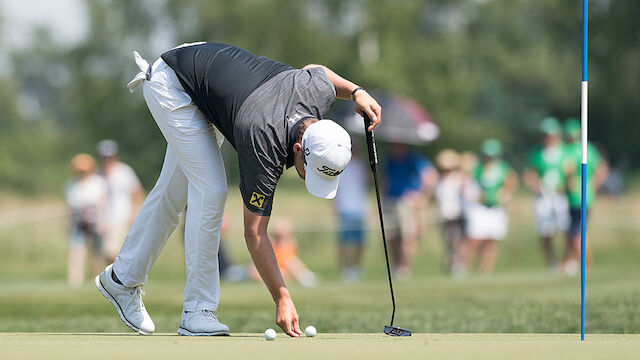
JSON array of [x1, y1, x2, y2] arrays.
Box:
[[177, 310, 230, 336], [95, 264, 155, 335]]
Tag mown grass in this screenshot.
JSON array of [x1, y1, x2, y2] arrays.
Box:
[[0, 187, 639, 334], [1, 266, 639, 334]]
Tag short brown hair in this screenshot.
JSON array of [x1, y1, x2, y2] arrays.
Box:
[[296, 118, 319, 144]]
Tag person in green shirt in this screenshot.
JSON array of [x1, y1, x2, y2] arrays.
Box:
[[560, 118, 608, 276], [464, 139, 519, 273], [523, 117, 570, 269]]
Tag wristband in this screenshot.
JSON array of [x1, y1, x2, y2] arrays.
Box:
[[350, 87, 364, 101]]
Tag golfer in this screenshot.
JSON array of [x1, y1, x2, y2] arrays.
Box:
[[95, 42, 381, 337]]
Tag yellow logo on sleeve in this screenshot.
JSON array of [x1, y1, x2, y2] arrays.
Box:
[[249, 192, 266, 208]]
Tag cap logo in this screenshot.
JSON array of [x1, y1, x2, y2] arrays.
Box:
[[249, 192, 266, 208], [317, 165, 343, 177], [303, 147, 310, 165]]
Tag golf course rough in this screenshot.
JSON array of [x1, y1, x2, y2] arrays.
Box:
[[1, 333, 639, 360]]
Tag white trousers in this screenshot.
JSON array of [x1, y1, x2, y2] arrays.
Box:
[[465, 203, 508, 241], [113, 57, 227, 312], [534, 193, 570, 237]]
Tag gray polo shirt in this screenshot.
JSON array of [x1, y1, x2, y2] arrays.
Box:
[[162, 43, 336, 216], [235, 68, 336, 215], [162, 43, 295, 147]]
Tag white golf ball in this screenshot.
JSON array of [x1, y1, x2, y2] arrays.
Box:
[[264, 328, 277, 341], [304, 325, 317, 337]]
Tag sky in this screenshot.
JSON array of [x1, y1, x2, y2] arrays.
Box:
[[0, 0, 88, 49]]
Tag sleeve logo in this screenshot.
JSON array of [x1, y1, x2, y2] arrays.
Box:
[[249, 192, 266, 208], [286, 113, 303, 125]]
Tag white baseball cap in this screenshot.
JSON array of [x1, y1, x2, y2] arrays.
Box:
[[302, 120, 352, 199]]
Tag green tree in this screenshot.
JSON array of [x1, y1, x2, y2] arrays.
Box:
[[2, 0, 639, 194]]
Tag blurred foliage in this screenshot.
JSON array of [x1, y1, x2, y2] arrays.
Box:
[[0, 0, 638, 193]]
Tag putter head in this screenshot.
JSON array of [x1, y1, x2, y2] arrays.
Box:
[[384, 325, 412, 336]]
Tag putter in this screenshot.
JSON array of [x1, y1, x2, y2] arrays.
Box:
[[362, 113, 413, 337]]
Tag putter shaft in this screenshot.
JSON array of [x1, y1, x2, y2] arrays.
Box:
[[363, 114, 396, 327]]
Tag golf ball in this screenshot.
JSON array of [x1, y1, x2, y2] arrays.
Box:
[[305, 325, 317, 337], [264, 328, 277, 341]]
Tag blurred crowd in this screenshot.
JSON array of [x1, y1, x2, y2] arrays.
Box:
[[65, 140, 143, 287], [217, 217, 317, 288], [64, 117, 609, 287], [65, 139, 318, 289], [334, 116, 609, 281]]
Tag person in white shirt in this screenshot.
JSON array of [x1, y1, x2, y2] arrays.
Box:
[[65, 153, 109, 287], [96, 140, 144, 262], [433, 149, 469, 274], [334, 148, 368, 282]]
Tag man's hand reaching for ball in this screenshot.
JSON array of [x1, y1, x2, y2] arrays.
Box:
[[276, 296, 303, 337]]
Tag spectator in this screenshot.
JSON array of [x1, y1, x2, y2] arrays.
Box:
[[464, 139, 518, 273], [65, 153, 109, 287], [433, 149, 468, 274], [249, 219, 317, 287], [218, 215, 232, 278], [219, 213, 252, 282], [460, 151, 479, 177], [334, 144, 368, 282], [96, 140, 144, 262], [272, 219, 317, 287], [560, 118, 609, 275], [384, 142, 438, 279], [522, 117, 570, 270]]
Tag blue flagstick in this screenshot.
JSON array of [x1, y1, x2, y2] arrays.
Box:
[[580, 0, 588, 342]]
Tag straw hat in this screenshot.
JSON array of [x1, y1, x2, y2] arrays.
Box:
[[70, 153, 96, 173], [436, 149, 461, 171]]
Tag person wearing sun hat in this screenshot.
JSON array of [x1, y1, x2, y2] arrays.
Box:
[[95, 42, 382, 337], [433, 149, 470, 274], [559, 118, 608, 276], [65, 153, 109, 288], [464, 139, 519, 273], [522, 117, 570, 270]]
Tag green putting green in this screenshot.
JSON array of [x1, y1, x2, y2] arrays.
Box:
[[1, 333, 639, 360]]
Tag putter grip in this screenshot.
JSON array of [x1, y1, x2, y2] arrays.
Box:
[[363, 114, 378, 171]]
